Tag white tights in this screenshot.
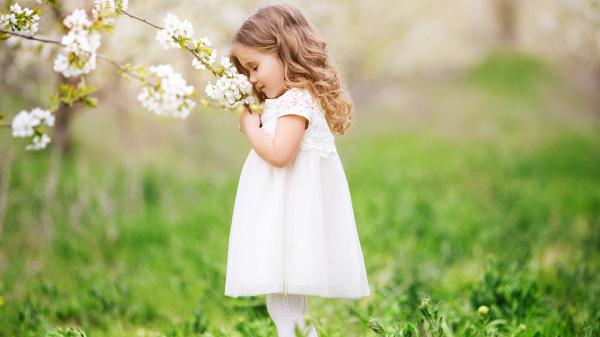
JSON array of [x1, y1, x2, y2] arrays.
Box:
[[266, 293, 319, 337]]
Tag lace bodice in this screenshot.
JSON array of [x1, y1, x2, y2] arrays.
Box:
[[260, 87, 337, 158]]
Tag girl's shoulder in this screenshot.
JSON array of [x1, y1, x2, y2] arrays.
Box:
[[263, 87, 318, 117]]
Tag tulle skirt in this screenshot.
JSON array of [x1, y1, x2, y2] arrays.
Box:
[[224, 148, 370, 299]]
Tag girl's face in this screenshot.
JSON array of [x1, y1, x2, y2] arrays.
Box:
[[233, 43, 286, 99]]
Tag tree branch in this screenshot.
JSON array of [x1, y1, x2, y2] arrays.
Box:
[[0, 28, 145, 81], [0, 28, 63, 46]]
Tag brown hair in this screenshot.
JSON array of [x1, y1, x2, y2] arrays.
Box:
[[230, 4, 353, 135]]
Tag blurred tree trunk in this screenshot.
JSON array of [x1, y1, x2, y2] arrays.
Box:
[[494, 0, 517, 46], [51, 2, 73, 155], [52, 77, 78, 155], [38, 3, 89, 241]]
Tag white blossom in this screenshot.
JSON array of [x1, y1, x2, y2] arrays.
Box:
[[156, 13, 194, 49], [63, 9, 92, 30], [53, 9, 101, 77], [11, 110, 38, 137], [220, 56, 233, 69], [0, 13, 15, 28], [30, 107, 55, 126], [11, 108, 54, 151], [25, 134, 51, 151], [92, 0, 128, 21], [94, 0, 116, 9], [62, 28, 101, 54], [137, 64, 196, 118], [1, 2, 40, 35], [205, 57, 255, 108]]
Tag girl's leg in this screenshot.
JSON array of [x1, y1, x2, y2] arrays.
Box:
[[266, 293, 318, 337]]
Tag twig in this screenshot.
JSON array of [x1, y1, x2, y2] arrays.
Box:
[[95, 54, 145, 81], [120, 10, 164, 30]]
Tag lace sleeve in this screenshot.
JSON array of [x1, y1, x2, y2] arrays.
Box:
[[276, 88, 315, 127]]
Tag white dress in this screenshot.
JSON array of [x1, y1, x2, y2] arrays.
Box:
[[224, 87, 370, 299]]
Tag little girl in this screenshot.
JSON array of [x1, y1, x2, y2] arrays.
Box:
[[224, 4, 370, 336]]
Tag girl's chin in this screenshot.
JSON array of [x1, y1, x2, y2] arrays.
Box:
[[267, 88, 286, 99]]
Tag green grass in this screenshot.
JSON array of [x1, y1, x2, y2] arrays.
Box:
[[1, 51, 599, 337]]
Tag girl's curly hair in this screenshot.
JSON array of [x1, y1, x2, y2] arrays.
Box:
[[230, 4, 353, 135]]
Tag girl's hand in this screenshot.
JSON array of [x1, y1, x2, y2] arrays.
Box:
[[239, 108, 261, 136]]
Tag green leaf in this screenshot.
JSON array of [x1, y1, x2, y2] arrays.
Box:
[[58, 83, 75, 106], [49, 94, 60, 111], [33, 125, 45, 136], [177, 37, 186, 49], [120, 73, 131, 82], [401, 323, 417, 337], [79, 85, 95, 96], [83, 97, 98, 108], [367, 318, 389, 337], [91, 20, 114, 33]]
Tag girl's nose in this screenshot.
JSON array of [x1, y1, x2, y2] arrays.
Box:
[[249, 75, 257, 84]]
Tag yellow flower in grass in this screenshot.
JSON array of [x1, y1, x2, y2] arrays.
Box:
[[477, 305, 489, 315]]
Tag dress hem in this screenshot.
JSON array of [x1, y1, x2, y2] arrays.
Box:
[[225, 283, 371, 299]]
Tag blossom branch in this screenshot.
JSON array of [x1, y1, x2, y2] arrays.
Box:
[[120, 10, 220, 74], [1, 24, 221, 113]]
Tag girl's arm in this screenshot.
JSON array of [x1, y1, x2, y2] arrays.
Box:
[[240, 110, 307, 168]]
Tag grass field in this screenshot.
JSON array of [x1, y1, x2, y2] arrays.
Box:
[[1, 51, 599, 337]]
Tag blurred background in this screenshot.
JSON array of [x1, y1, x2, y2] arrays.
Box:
[[1, 0, 599, 336]]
